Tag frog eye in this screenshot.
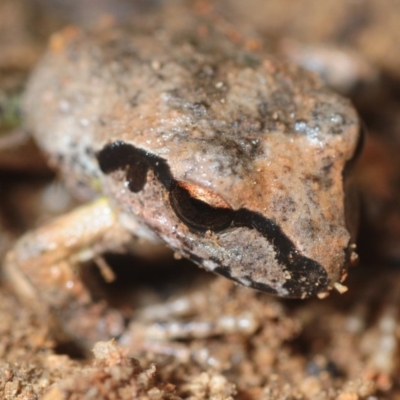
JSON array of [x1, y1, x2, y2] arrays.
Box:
[[169, 182, 234, 232]]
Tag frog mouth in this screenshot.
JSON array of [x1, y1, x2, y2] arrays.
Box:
[[97, 141, 336, 298]]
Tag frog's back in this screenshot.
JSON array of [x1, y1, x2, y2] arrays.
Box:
[[24, 26, 260, 197], [24, 26, 361, 298]]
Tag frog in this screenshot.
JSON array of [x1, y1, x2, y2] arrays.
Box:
[[2, 16, 362, 343]]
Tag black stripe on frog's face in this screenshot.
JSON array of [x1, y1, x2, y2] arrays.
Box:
[[96, 141, 329, 297], [95, 140, 174, 191]]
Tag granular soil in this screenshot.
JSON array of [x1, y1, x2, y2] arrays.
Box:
[[2, 0, 400, 399]]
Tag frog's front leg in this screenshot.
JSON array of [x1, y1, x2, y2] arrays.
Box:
[[2, 197, 134, 345]]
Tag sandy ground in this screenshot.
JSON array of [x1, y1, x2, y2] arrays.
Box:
[[2, 0, 400, 398]]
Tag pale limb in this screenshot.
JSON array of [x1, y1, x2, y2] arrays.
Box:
[[2, 197, 132, 345]]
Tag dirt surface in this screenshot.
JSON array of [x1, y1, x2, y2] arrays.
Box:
[[2, 0, 400, 399]]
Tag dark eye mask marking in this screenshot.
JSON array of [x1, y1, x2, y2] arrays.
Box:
[[96, 141, 329, 297], [97, 141, 173, 191]]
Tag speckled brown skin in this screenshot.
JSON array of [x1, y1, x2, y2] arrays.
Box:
[[22, 24, 360, 298]]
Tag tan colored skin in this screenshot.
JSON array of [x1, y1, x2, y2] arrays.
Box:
[[16, 25, 361, 299]]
